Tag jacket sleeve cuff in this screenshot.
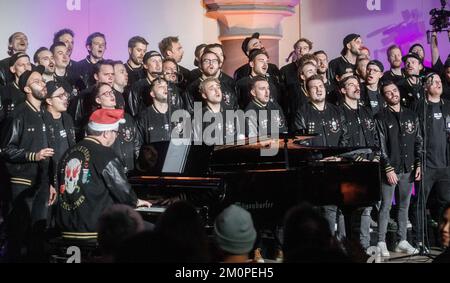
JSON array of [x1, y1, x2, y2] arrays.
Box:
[[355, 155, 364, 162], [385, 165, 395, 173], [26, 152, 36, 162]]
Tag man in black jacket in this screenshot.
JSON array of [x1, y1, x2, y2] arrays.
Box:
[[375, 81, 422, 257], [33, 47, 56, 84], [185, 50, 237, 114], [245, 76, 287, 138], [382, 45, 405, 84], [56, 108, 150, 237], [339, 75, 379, 252], [193, 77, 243, 145], [158, 36, 191, 90], [0, 52, 32, 124], [0, 32, 29, 87], [51, 42, 85, 99], [233, 33, 280, 83], [397, 53, 425, 108], [287, 60, 318, 126], [360, 60, 386, 115], [127, 51, 184, 117], [53, 29, 76, 68], [112, 60, 129, 110], [412, 73, 450, 250], [125, 36, 148, 88], [93, 82, 140, 174], [136, 78, 187, 145], [443, 58, 450, 101], [43, 81, 77, 192], [76, 32, 107, 89], [328, 34, 362, 87], [1, 70, 56, 261], [235, 49, 280, 109], [280, 38, 313, 95], [68, 60, 116, 140], [293, 75, 350, 147]]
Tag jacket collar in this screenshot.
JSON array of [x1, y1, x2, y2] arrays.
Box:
[[85, 137, 101, 145], [310, 101, 326, 111], [25, 100, 40, 113], [252, 98, 267, 108], [343, 101, 358, 111], [388, 105, 402, 113]]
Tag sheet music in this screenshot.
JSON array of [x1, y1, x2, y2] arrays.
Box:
[[162, 138, 191, 173]]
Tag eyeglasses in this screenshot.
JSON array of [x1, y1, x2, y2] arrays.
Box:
[[202, 59, 219, 65], [99, 90, 115, 98], [51, 93, 69, 100]]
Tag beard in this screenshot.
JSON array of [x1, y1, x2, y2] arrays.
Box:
[[31, 86, 46, 101], [44, 67, 54, 75], [350, 47, 361, 57], [317, 68, 327, 75], [204, 68, 219, 78]]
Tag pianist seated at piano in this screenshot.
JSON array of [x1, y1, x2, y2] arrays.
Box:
[[55, 109, 151, 239], [245, 76, 287, 139], [193, 77, 245, 145]]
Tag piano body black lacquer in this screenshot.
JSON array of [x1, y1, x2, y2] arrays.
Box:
[[129, 139, 382, 231]]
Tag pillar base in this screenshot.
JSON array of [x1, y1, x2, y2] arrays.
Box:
[[204, 0, 300, 77]]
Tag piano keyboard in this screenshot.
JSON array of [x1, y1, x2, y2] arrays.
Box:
[[135, 206, 167, 213]]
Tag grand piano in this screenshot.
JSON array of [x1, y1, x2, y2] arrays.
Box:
[[129, 137, 382, 235]]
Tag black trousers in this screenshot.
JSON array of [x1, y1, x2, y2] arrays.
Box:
[[5, 181, 49, 262], [411, 167, 450, 244]]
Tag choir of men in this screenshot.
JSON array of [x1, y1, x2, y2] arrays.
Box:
[[0, 29, 449, 261]]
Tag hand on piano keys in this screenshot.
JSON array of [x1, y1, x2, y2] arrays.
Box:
[[319, 156, 342, 162], [258, 139, 278, 148], [136, 198, 152, 208]]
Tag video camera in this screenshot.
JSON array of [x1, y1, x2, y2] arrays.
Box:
[[427, 0, 450, 43]]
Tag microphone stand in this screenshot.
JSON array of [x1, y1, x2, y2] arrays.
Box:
[[417, 79, 433, 258], [167, 81, 172, 137]]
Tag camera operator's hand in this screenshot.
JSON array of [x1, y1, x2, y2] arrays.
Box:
[[431, 31, 440, 66]]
